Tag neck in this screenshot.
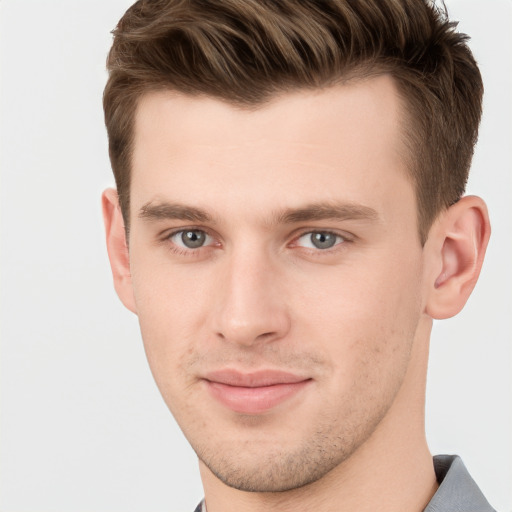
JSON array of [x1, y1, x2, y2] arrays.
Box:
[[200, 315, 438, 512]]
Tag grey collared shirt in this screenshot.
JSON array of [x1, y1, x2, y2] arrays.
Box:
[[425, 454, 496, 512], [194, 454, 496, 512]]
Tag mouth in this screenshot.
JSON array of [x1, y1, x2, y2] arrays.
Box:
[[202, 369, 312, 414]]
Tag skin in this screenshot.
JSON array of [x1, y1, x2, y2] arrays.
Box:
[[103, 75, 490, 512]]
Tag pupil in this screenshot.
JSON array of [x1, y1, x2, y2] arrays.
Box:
[[311, 232, 336, 249], [182, 230, 205, 248]]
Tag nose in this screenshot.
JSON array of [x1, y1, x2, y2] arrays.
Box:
[[212, 247, 291, 347]]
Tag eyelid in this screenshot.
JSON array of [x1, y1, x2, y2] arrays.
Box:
[[171, 229, 213, 248], [297, 230, 343, 245], [287, 228, 355, 255], [291, 227, 353, 241], [161, 225, 214, 240], [160, 226, 221, 252]]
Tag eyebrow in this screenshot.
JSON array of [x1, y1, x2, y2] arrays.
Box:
[[274, 203, 379, 224], [139, 202, 213, 223], [138, 200, 379, 225]]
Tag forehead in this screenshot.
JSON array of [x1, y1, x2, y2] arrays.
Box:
[[130, 75, 414, 228], [134, 74, 404, 151]]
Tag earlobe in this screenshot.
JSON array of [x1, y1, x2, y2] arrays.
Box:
[[102, 188, 137, 314], [425, 196, 490, 320]]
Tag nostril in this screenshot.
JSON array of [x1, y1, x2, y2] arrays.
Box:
[[256, 331, 277, 341]]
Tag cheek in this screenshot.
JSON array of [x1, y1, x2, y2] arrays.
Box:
[[293, 250, 423, 378], [129, 255, 211, 387], [292, 259, 423, 436]]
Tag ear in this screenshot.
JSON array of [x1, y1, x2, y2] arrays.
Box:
[[424, 195, 490, 319], [102, 188, 137, 314]]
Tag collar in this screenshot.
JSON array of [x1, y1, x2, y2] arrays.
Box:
[[425, 454, 495, 512]]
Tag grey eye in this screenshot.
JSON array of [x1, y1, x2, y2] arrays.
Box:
[[310, 232, 337, 249], [179, 230, 208, 248], [296, 231, 343, 250]]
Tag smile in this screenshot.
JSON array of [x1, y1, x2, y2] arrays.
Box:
[[203, 370, 312, 415]]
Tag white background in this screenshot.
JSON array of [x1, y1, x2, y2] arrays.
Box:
[[0, 1, 510, 511]]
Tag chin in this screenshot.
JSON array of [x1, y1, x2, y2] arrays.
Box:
[[193, 420, 366, 493]]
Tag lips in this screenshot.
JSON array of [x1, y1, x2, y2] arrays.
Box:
[[202, 370, 312, 414]]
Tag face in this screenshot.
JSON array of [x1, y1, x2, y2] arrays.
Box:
[[126, 76, 427, 492]]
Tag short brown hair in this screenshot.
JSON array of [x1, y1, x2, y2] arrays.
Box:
[[103, 0, 483, 244]]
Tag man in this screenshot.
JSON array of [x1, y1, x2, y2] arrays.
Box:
[[102, 1, 494, 511]]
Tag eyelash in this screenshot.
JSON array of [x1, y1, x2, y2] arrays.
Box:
[[163, 228, 218, 257], [292, 230, 348, 253], [161, 228, 351, 256]]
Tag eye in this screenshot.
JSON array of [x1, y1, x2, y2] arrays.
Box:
[[295, 231, 345, 250], [170, 229, 213, 249]]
